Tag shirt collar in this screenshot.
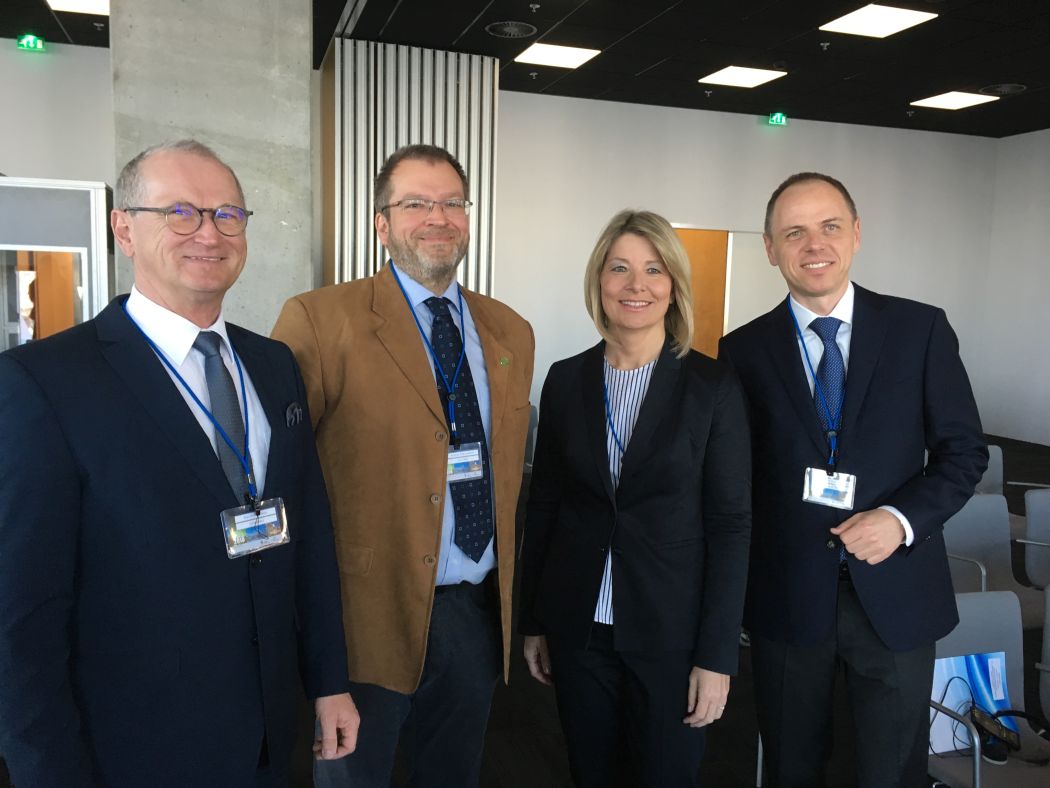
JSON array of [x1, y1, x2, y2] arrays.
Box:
[[390, 261, 461, 314], [789, 281, 855, 332], [126, 285, 232, 365]]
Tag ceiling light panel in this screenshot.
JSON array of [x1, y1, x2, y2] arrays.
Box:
[[47, 0, 110, 14], [820, 4, 936, 38], [910, 92, 1000, 110], [698, 66, 787, 88], [514, 43, 600, 69]]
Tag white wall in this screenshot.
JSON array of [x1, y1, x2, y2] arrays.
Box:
[[976, 128, 1050, 444], [493, 92, 1013, 438], [0, 42, 114, 184], [726, 232, 776, 334]]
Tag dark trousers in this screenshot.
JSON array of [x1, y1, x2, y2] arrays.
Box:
[[548, 624, 707, 788], [751, 577, 935, 788], [313, 580, 501, 788]]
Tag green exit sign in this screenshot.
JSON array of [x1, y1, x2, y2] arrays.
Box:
[[17, 34, 47, 52], [768, 112, 788, 126]]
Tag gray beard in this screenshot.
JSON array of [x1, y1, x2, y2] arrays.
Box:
[[387, 236, 468, 293]]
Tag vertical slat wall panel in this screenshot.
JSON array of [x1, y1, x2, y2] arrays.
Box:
[[334, 40, 499, 292]]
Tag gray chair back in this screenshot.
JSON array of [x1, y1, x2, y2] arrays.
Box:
[[943, 494, 1013, 593], [1042, 587, 1050, 722], [1024, 489, 1050, 589], [976, 444, 1004, 495]]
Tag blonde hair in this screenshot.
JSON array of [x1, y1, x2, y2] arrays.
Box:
[[583, 210, 694, 358]]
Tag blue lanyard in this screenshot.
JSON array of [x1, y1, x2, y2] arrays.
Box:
[[602, 381, 626, 457], [121, 301, 257, 502], [786, 296, 844, 469], [389, 263, 467, 445]]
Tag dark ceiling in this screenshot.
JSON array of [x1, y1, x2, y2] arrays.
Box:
[[318, 0, 1050, 139], [5, 1, 1048, 138]]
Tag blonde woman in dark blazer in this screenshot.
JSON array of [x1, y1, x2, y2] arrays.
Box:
[[518, 210, 752, 787]]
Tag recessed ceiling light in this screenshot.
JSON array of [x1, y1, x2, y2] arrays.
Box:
[[820, 4, 936, 38], [698, 66, 787, 88], [514, 43, 600, 69], [910, 91, 999, 110], [47, 0, 110, 14]]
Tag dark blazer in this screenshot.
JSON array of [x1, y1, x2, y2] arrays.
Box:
[[718, 284, 988, 652], [518, 342, 751, 674], [0, 297, 349, 788]]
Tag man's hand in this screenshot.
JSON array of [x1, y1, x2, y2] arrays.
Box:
[[831, 508, 905, 565], [523, 635, 553, 686], [313, 692, 360, 760], [683, 668, 729, 727]]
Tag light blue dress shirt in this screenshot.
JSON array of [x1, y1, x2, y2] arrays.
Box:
[[390, 262, 497, 585]]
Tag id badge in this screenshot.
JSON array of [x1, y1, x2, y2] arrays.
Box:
[[447, 442, 484, 483], [802, 468, 857, 511], [220, 497, 290, 558]]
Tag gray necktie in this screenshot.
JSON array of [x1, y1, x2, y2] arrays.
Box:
[[193, 331, 253, 505]]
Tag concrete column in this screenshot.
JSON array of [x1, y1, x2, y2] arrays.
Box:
[[110, 0, 314, 334]]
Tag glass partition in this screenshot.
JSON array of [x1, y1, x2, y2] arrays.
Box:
[[0, 178, 112, 349]]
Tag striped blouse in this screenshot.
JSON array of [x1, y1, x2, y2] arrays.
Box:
[[593, 356, 657, 625]]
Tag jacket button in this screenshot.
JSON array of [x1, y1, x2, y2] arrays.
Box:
[[251, 634, 258, 645], [251, 556, 262, 566], [436, 430, 447, 441], [430, 493, 441, 504], [826, 540, 836, 550], [423, 554, 436, 566]]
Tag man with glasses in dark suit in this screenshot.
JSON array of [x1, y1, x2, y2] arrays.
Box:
[[0, 140, 358, 787]]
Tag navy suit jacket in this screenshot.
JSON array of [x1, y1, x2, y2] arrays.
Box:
[[718, 284, 987, 652], [518, 342, 752, 674], [0, 297, 349, 787]]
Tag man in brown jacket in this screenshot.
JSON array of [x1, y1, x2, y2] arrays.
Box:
[[272, 144, 534, 787]]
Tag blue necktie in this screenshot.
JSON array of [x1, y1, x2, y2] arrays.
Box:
[[194, 331, 254, 505], [809, 317, 845, 432], [425, 297, 493, 563], [810, 317, 848, 563]]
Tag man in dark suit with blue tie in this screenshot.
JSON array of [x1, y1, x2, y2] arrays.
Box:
[[0, 140, 359, 787], [719, 173, 987, 787]]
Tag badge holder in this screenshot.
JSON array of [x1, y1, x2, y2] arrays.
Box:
[[220, 497, 289, 558], [802, 468, 857, 510], [448, 442, 484, 483]]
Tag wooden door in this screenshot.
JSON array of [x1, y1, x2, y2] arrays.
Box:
[[16, 250, 77, 339], [674, 228, 728, 358]]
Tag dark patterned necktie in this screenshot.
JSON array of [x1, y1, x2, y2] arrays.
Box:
[[809, 317, 845, 432], [193, 331, 254, 505], [425, 296, 493, 563]]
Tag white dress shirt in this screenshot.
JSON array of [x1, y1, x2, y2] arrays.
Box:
[[788, 282, 914, 546], [125, 286, 271, 495]]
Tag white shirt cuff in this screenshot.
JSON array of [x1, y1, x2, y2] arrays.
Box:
[[879, 505, 913, 546]]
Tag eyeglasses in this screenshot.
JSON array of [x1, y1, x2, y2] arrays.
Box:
[[379, 198, 473, 217], [125, 202, 253, 236]]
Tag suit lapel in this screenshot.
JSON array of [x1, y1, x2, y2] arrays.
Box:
[[765, 302, 829, 458], [839, 285, 889, 452], [96, 297, 237, 508], [372, 265, 446, 426], [582, 343, 616, 503], [618, 342, 681, 484], [462, 290, 512, 448]]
